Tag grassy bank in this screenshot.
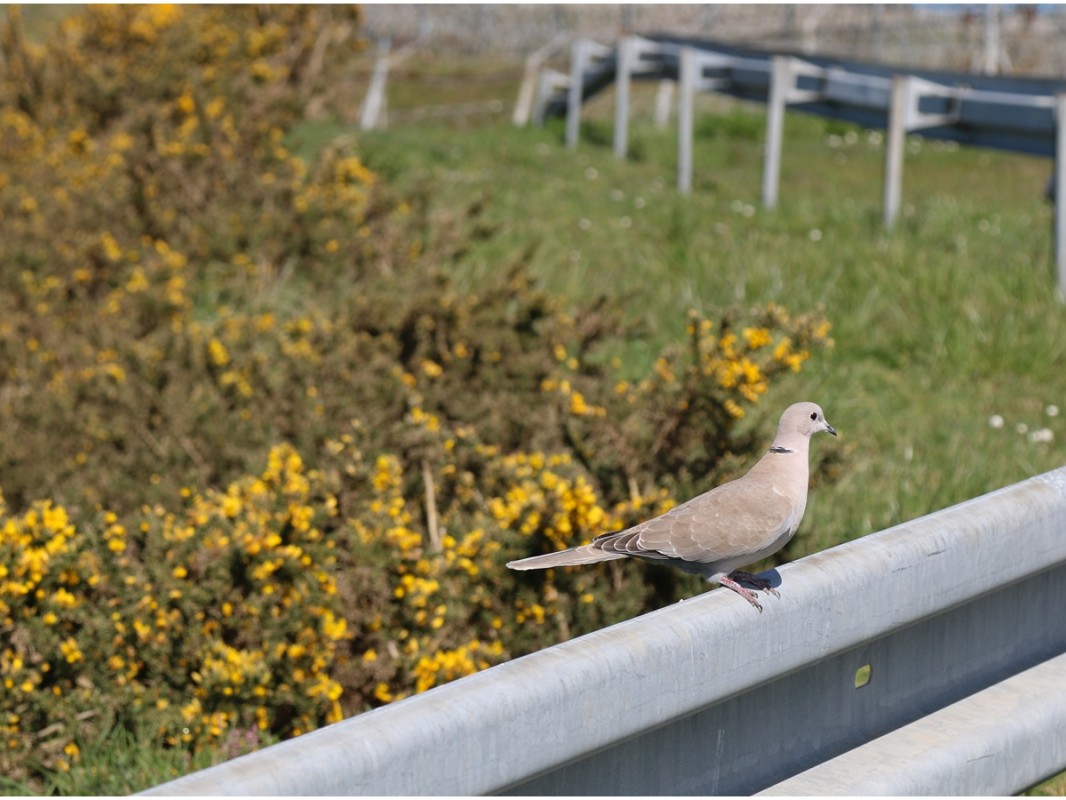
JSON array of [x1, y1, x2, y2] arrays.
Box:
[[5, 11, 1065, 791], [355, 94, 1065, 559]]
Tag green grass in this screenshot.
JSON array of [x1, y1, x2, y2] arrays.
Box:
[[18, 57, 1066, 795], [1, 724, 276, 796], [353, 88, 1065, 560]]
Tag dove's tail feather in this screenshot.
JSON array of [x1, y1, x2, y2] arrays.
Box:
[[507, 545, 627, 571]]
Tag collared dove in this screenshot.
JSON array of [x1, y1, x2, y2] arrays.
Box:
[[507, 402, 836, 611]]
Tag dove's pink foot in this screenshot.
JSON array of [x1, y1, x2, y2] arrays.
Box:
[[730, 570, 781, 599], [713, 574, 765, 612]]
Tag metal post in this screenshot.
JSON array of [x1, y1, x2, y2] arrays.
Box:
[[1056, 93, 1066, 301], [654, 79, 674, 130], [566, 40, 585, 149], [614, 37, 634, 160], [762, 56, 791, 210], [360, 38, 391, 131], [883, 74, 908, 231], [677, 48, 695, 194]]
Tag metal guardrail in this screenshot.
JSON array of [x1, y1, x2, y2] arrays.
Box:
[[529, 34, 1066, 299], [143, 466, 1066, 795]]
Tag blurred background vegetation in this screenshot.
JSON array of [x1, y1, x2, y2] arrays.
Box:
[[2, 4, 1065, 795]]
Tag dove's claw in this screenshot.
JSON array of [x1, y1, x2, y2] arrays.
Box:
[[715, 574, 765, 612], [730, 571, 781, 599]]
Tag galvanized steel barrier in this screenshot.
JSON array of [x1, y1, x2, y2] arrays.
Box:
[[529, 34, 1066, 298], [143, 466, 1066, 795]]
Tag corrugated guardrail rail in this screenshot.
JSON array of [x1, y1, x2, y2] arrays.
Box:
[[144, 466, 1066, 795]]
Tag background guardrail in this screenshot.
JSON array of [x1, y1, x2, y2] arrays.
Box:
[[143, 465, 1066, 795], [528, 34, 1066, 299]]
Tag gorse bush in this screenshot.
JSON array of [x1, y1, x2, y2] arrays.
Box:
[[0, 5, 833, 792], [0, 449, 347, 778]]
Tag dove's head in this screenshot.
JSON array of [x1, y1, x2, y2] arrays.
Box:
[[778, 402, 837, 440]]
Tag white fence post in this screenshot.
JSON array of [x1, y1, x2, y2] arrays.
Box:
[[565, 40, 610, 149], [762, 57, 790, 210], [532, 68, 570, 127], [762, 56, 825, 210], [614, 37, 634, 159], [883, 74, 908, 230], [359, 38, 392, 131], [565, 39, 585, 148], [884, 75, 961, 230], [677, 48, 730, 194], [677, 47, 696, 194], [1056, 92, 1066, 301], [654, 79, 674, 129], [513, 33, 571, 127]]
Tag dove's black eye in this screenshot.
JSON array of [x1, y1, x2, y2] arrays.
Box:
[[810, 412, 818, 421]]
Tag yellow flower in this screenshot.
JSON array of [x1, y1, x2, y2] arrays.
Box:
[[321, 610, 348, 641], [208, 338, 230, 367], [742, 327, 773, 350], [125, 267, 149, 293], [60, 638, 83, 664]]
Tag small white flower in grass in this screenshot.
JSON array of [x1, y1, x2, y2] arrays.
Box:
[[1029, 428, 1054, 443], [809, 229, 823, 242], [585, 166, 598, 180], [618, 216, 632, 229], [609, 189, 623, 202], [1016, 422, 1029, 435], [578, 218, 592, 230], [1046, 405, 1059, 417], [988, 414, 1004, 429], [633, 196, 646, 209]]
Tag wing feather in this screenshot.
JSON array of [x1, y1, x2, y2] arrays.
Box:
[[628, 478, 794, 565]]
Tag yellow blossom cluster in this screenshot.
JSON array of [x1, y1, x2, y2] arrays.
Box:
[[0, 8, 839, 789], [0, 445, 350, 784], [413, 640, 505, 693], [0, 4, 374, 517], [487, 452, 614, 552], [685, 306, 832, 413]]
